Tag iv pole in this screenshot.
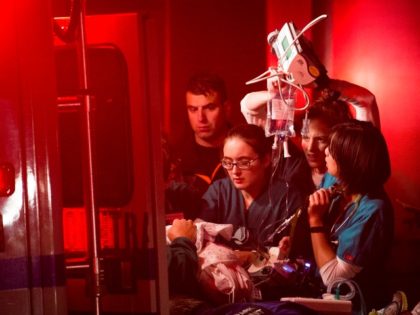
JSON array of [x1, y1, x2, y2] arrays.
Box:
[[77, 1, 103, 314], [54, 1, 104, 314]]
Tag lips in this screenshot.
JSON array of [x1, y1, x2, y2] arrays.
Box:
[[197, 126, 210, 132], [305, 154, 321, 163], [306, 156, 319, 162], [232, 178, 244, 184]]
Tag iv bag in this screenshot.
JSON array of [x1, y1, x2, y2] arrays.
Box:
[[265, 91, 296, 138]]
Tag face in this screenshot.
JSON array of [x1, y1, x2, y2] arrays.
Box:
[[301, 119, 330, 171], [325, 146, 338, 177], [222, 137, 269, 193], [186, 91, 228, 147]]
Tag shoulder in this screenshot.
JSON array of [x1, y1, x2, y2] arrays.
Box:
[[206, 177, 234, 193], [358, 191, 393, 215], [175, 138, 199, 157], [352, 191, 394, 233], [320, 173, 337, 188]]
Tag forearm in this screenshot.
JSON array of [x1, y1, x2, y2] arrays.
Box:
[[328, 79, 381, 129], [240, 91, 269, 127], [167, 237, 198, 277], [308, 189, 336, 268], [310, 227, 336, 269], [167, 237, 199, 295]]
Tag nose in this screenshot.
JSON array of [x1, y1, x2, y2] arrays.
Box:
[[197, 108, 206, 122], [307, 138, 316, 152], [231, 164, 241, 174]]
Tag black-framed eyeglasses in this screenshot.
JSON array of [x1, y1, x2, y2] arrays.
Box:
[[221, 157, 259, 170]]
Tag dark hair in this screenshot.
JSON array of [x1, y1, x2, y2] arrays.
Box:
[[307, 88, 352, 128], [224, 124, 272, 158], [186, 72, 228, 104], [329, 120, 391, 194]]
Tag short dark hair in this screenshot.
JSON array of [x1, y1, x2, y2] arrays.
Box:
[[186, 72, 227, 103], [307, 89, 352, 128], [329, 120, 391, 194], [225, 124, 272, 158]]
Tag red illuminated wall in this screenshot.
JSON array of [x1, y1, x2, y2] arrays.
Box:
[[328, 1, 420, 239], [326, 3, 420, 301]]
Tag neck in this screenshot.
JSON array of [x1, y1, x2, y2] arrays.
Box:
[[240, 172, 269, 209], [311, 167, 327, 187], [241, 191, 254, 209], [341, 191, 360, 204], [195, 135, 223, 148], [194, 128, 228, 148], [312, 165, 327, 175]]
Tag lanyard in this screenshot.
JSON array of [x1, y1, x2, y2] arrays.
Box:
[[330, 194, 362, 237]]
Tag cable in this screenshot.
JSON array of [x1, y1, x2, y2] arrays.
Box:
[[325, 278, 367, 315], [245, 68, 279, 85], [326, 278, 356, 301], [261, 206, 299, 246], [245, 69, 310, 111]]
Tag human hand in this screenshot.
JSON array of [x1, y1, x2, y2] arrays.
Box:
[[308, 188, 332, 226], [327, 79, 380, 128], [167, 218, 197, 243], [267, 68, 280, 93], [409, 301, 420, 315], [278, 236, 290, 260], [233, 250, 256, 267]]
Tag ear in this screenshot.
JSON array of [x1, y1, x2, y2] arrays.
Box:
[[261, 153, 272, 168]]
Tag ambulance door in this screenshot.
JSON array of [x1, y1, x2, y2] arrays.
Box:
[[0, 0, 67, 314]]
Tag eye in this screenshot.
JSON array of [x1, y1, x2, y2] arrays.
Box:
[[237, 159, 251, 167], [221, 158, 233, 169], [187, 106, 197, 113], [317, 137, 329, 144], [204, 103, 218, 111]]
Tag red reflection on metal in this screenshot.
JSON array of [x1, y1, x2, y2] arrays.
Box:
[[63, 207, 88, 253], [100, 211, 116, 250], [63, 208, 119, 254], [0, 163, 15, 196]]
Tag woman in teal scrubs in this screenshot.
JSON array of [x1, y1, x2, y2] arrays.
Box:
[[308, 120, 393, 312]]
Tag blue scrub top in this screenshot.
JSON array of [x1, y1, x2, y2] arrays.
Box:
[[198, 174, 307, 250], [320, 173, 394, 309]]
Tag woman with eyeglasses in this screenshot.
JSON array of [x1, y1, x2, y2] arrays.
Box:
[[197, 123, 309, 254], [307, 120, 394, 312]]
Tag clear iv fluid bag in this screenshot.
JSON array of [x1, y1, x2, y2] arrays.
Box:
[[266, 93, 296, 138]]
